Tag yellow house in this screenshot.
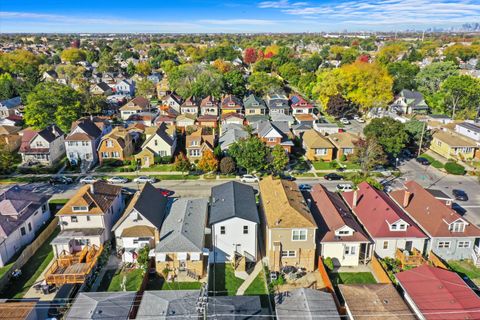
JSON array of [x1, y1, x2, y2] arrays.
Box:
[[328, 132, 359, 160], [302, 129, 335, 161], [430, 130, 477, 161]]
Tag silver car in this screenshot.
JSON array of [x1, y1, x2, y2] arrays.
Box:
[[107, 176, 128, 184]]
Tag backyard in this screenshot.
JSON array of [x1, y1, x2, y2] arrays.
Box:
[[105, 268, 145, 292], [208, 263, 245, 296], [329, 272, 377, 285], [146, 273, 202, 291], [448, 260, 480, 285]]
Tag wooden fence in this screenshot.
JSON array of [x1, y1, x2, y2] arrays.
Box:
[[428, 251, 449, 269], [370, 255, 392, 284], [317, 257, 346, 315], [0, 217, 59, 291]]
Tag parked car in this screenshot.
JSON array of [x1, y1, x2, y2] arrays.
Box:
[[280, 174, 296, 181], [324, 173, 344, 181], [416, 157, 430, 165], [354, 115, 365, 123], [340, 117, 350, 125], [241, 174, 259, 183], [49, 176, 73, 185], [107, 176, 128, 184], [336, 183, 354, 192], [452, 189, 468, 201], [134, 176, 157, 184], [298, 184, 312, 191], [158, 188, 174, 197], [79, 176, 99, 184]]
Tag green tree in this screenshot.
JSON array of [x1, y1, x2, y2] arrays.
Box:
[[60, 48, 86, 63], [85, 50, 100, 64], [405, 120, 431, 152], [364, 118, 409, 157], [376, 43, 407, 65], [278, 62, 301, 85], [136, 79, 156, 98], [174, 152, 191, 174], [0, 145, 18, 174], [169, 64, 223, 98], [387, 61, 419, 93], [270, 145, 289, 174], [137, 245, 150, 269], [415, 61, 458, 101], [0, 49, 42, 76], [351, 137, 387, 177], [0, 73, 17, 100], [136, 61, 152, 76], [248, 72, 283, 95], [126, 61, 136, 77], [440, 75, 480, 119], [223, 70, 246, 96], [229, 136, 270, 173], [97, 51, 118, 73]]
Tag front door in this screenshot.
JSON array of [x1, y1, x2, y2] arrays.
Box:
[[405, 241, 413, 252]]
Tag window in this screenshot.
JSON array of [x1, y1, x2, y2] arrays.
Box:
[[399, 224, 406, 230], [28, 223, 32, 232], [292, 229, 307, 241], [243, 226, 249, 234], [338, 230, 350, 235], [383, 241, 389, 249], [82, 141, 89, 146], [315, 148, 328, 155], [71, 216, 78, 223], [154, 139, 158, 146], [449, 222, 465, 233], [344, 246, 356, 255], [391, 224, 397, 230], [106, 140, 113, 147], [438, 241, 451, 249], [112, 151, 120, 158], [190, 149, 200, 157], [281, 250, 296, 257], [86, 216, 91, 221], [72, 206, 88, 212], [42, 204, 47, 213], [20, 227, 26, 236], [343, 148, 353, 155], [35, 141, 44, 147], [101, 152, 109, 158], [267, 137, 276, 142], [191, 140, 199, 146], [220, 226, 226, 235], [458, 241, 470, 248]]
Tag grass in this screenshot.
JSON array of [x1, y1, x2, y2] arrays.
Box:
[[161, 281, 203, 290], [312, 161, 336, 170], [140, 164, 174, 172], [292, 172, 316, 178], [420, 153, 445, 169], [337, 160, 361, 170], [329, 272, 377, 285], [244, 269, 268, 295], [0, 176, 50, 184], [203, 173, 217, 180], [107, 268, 145, 292], [0, 228, 59, 299], [0, 261, 15, 279], [151, 174, 200, 180], [209, 263, 244, 296], [448, 260, 480, 282]]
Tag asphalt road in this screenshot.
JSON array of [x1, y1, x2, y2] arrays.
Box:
[[343, 119, 367, 134]]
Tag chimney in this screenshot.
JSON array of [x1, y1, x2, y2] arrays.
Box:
[[51, 125, 57, 136], [403, 190, 411, 208], [90, 183, 95, 194], [352, 190, 358, 207]]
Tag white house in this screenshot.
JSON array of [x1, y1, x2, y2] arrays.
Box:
[[19, 125, 65, 166], [163, 93, 183, 113], [455, 122, 480, 142], [119, 96, 151, 121], [65, 118, 106, 169], [0, 97, 22, 119], [115, 79, 135, 96], [210, 181, 260, 263], [0, 185, 51, 266]]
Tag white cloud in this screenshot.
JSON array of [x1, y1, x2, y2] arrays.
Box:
[[199, 19, 277, 25]]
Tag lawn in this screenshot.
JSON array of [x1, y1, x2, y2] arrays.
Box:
[[49, 198, 69, 214], [140, 164, 174, 172], [244, 270, 268, 295], [151, 174, 200, 180], [312, 161, 336, 170], [0, 228, 59, 299], [107, 268, 145, 292], [448, 260, 480, 284], [292, 172, 316, 178], [161, 281, 203, 290], [337, 160, 361, 170], [329, 272, 377, 285], [209, 263, 245, 296], [420, 153, 445, 169]]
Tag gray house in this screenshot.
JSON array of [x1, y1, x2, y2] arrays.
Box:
[[390, 181, 480, 261], [392, 89, 429, 114], [66, 292, 136, 320], [243, 94, 267, 116], [275, 288, 341, 320], [265, 92, 290, 115], [136, 290, 200, 319], [218, 123, 248, 152]]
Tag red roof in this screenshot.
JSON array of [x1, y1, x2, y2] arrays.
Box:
[[342, 182, 426, 239], [396, 265, 480, 320]]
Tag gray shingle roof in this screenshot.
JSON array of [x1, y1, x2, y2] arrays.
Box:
[[243, 94, 266, 109], [141, 123, 174, 148], [275, 288, 341, 320], [208, 296, 264, 319], [132, 182, 169, 228], [136, 290, 200, 319], [458, 122, 480, 133], [156, 198, 208, 253], [219, 124, 248, 151], [66, 292, 136, 320], [210, 181, 259, 225], [37, 125, 64, 143]]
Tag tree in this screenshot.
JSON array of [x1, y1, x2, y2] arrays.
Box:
[[212, 59, 231, 73], [219, 156, 236, 174], [351, 137, 387, 177], [364, 118, 409, 157], [0, 145, 18, 174], [415, 61, 458, 98], [0, 49, 42, 76], [136, 79, 156, 98], [440, 75, 480, 119], [126, 61, 136, 77], [83, 94, 107, 115], [243, 47, 258, 64], [223, 70, 246, 96], [301, 53, 322, 72], [56, 104, 82, 132], [270, 145, 289, 174], [278, 62, 301, 85], [229, 136, 270, 173], [197, 150, 218, 173], [376, 43, 407, 64], [136, 61, 152, 76], [325, 94, 358, 118], [174, 152, 191, 174], [169, 64, 223, 98], [405, 120, 431, 152], [0, 73, 17, 100], [137, 245, 150, 269], [387, 61, 420, 93], [60, 48, 86, 63], [97, 51, 118, 73], [248, 72, 283, 96]]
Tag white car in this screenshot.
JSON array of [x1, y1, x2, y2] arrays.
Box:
[[340, 118, 350, 125], [107, 176, 128, 184], [354, 116, 365, 123], [336, 183, 354, 192], [240, 174, 259, 183], [134, 176, 156, 184], [79, 176, 99, 184]]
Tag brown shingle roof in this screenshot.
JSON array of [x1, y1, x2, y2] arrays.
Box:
[[121, 225, 155, 238], [328, 132, 359, 149], [0, 302, 37, 320], [302, 129, 334, 149], [259, 176, 316, 228]]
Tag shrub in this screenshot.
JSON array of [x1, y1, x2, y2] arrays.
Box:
[[444, 162, 465, 175], [102, 159, 123, 167], [323, 257, 334, 271], [220, 156, 236, 174], [340, 154, 347, 162]]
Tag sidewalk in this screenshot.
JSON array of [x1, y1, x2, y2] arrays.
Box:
[[425, 150, 476, 172], [236, 261, 263, 295]]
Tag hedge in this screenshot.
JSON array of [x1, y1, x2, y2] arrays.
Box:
[[444, 162, 465, 175]]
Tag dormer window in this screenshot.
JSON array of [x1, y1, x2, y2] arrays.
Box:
[[449, 221, 465, 232], [36, 141, 43, 147], [106, 140, 113, 147], [72, 206, 88, 212], [389, 221, 408, 231], [228, 102, 235, 107]]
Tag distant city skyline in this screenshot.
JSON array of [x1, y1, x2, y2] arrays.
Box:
[[1, 0, 479, 33]]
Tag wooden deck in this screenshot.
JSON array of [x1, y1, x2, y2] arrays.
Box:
[[395, 248, 427, 268]]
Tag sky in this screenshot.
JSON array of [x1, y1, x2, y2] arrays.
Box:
[[0, 0, 479, 33]]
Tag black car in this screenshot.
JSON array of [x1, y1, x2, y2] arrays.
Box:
[[324, 173, 344, 181], [452, 189, 468, 201], [281, 174, 296, 181], [49, 176, 73, 185], [416, 157, 430, 165]]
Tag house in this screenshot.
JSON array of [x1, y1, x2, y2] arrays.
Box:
[[0, 125, 22, 151], [66, 292, 136, 320], [136, 290, 200, 319], [120, 96, 151, 120], [147, 72, 162, 84], [163, 92, 183, 113], [126, 112, 157, 126], [390, 181, 480, 261], [328, 132, 359, 160], [210, 181, 259, 264], [275, 288, 340, 320], [0, 97, 22, 119], [200, 95, 219, 116], [302, 129, 335, 161], [0, 301, 38, 320], [51, 182, 123, 257], [115, 79, 135, 96], [156, 77, 170, 99], [19, 125, 65, 166], [218, 123, 248, 152], [207, 296, 264, 319], [98, 127, 134, 163], [245, 114, 269, 125], [180, 96, 199, 115], [243, 94, 266, 115], [339, 284, 416, 320], [392, 89, 429, 114], [196, 115, 218, 128], [221, 112, 245, 126], [134, 124, 176, 167], [155, 198, 209, 280], [342, 182, 427, 259], [266, 93, 290, 115], [113, 182, 168, 262], [290, 94, 314, 115], [293, 113, 317, 126], [455, 122, 480, 142], [259, 176, 317, 272], [430, 130, 477, 161], [270, 113, 295, 127], [0, 185, 50, 267], [185, 128, 215, 160], [65, 118, 103, 169], [220, 95, 243, 114], [310, 184, 371, 267], [42, 70, 58, 82], [176, 114, 197, 129], [90, 82, 113, 96], [313, 121, 340, 135], [396, 265, 480, 320], [253, 120, 294, 153]]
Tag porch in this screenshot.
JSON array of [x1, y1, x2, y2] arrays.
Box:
[[395, 248, 427, 268], [472, 246, 480, 266]]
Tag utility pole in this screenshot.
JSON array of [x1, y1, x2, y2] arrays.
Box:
[[418, 121, 426, 157]]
